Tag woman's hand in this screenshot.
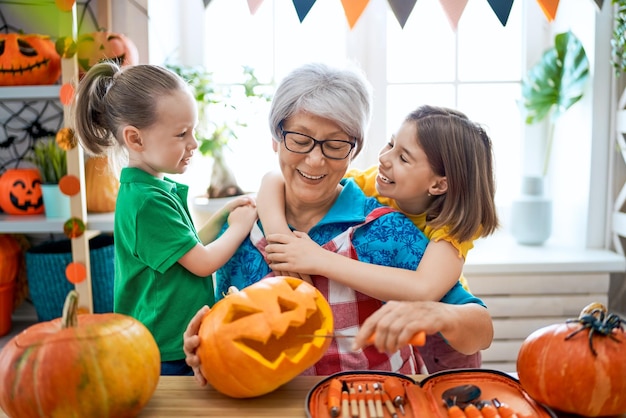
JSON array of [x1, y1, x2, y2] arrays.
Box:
[[183, 305, 210, 386]]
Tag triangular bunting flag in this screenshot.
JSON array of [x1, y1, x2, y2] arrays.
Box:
[[340, 0, 371, 29], [536, 0, 559, 22], [438, 0, 469, 31], [593, 0, 604, 10], [247, 0, 264, 15], [292, 0, 317, 23], [487, 0, 514, 26], [387, 0, 418, 29]]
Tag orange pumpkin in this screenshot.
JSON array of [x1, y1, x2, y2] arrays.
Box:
[[517, 303, 626, 416], [85, 156, 119, 213], [0, 33, 61, 86], [198, 276, 333, 398], [0, 168, 44, 215], [76, 30, 138, 76], [0, 290, 160, 418], [0, 234, 21, 285]]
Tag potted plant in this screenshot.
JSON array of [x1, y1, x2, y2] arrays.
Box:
[[512, 30, 590, 245], [611, 0, 626, 76], [26, 137, 70, 218], [166, 64, 271, 198]]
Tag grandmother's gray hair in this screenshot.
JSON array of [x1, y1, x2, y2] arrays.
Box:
[[268, 62, 373, 158]]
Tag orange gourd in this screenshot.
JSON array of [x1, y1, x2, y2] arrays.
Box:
[[0, 33, 61, 86], [0, 234, 21, 285], [76, 30, 138, 76], [517, 302, 626, 417], [197, 276, 333, 398], [85, 156, 119, 213], [0, 168, 44, 215], [0, 290, 161, 418]]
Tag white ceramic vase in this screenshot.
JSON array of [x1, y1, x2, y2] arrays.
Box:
[[510, 176, 552, 246]]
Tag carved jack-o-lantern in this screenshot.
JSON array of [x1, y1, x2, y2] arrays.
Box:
[[198, 276, 333, 398], [0, 33, 62, 86], [76, 30, 138, 76], [0, 169, 44, 215]]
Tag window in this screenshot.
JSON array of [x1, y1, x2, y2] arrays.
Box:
[[153, 0, 605, 248]]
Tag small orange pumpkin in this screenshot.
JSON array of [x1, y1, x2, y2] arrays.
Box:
[[0, 290, 161, 418], [85, 156, 119, 213], [0, 33, 61, 86], [0, 168, 44, 215], [76, 30, 138, 76], [0, 234, 21, 285], [198, 276, 333, 398], [517, 302, 626, 416]]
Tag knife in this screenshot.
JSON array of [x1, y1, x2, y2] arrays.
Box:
[[299, 331, 426, 346]]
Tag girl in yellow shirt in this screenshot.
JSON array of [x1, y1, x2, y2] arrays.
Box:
[[258, 104, 499, 371]]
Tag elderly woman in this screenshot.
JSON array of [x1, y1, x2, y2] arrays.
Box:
[[184, 62, 492, 380]]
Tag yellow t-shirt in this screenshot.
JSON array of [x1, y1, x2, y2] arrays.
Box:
[[346, 166, 475, 290]]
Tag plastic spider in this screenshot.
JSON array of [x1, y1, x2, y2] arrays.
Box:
[[565, 304, 625, 356]]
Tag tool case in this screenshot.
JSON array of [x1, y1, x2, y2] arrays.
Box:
[[305, 369, 557, 418]]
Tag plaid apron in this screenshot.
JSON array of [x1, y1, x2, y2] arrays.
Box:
[[250, 206, 428, 375]]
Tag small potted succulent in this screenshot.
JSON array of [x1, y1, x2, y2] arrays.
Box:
[[26, 137, 69, 218]]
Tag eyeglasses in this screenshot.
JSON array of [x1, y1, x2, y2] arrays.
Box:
[[281, 129, 356, 160]]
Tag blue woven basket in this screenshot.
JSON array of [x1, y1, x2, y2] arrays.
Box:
[[25, 234, 114, 321]]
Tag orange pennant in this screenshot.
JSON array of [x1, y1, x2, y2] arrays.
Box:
[[340, 0, 370, 29], [438, 0, 469, 31], [536, 0, 559, 22]]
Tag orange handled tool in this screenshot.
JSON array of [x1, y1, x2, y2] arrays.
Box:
[[383, 377, 406, 415], [446, 404, 467, 418], [302, 331, 426, 346], [492, 399, 518, 418], [464, 404, 483, 418], [328, 378, 342, 418], [478, 402, 501, 418]]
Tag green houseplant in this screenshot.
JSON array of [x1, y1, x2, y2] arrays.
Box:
[[611, 0, 626, 76], [166, 64, 271, 198], [513, 30, 590, 245], [26, 137, 70, 218]]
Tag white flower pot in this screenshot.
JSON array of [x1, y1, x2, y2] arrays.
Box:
[[510, 176, 552, 246]]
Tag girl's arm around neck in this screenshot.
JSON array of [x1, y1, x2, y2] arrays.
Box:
[[197, 195, 256, 245]]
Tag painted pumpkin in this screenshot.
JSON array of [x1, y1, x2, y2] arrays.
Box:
[[0, 33, 61, 86], [85, 156, 119, 213], [76, 30, 138, 76], [198, 276, 333, 398], [0, 290, 160, 418], [0, 168, 44, 215], [517, 302, 626, 416], [0, 234, 21, 285]]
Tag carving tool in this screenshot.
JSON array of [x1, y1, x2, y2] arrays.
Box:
[[492, 399, 518, 418], [328, 378, 342, 418], [357, 385, 368, 418], [349, 383, 359, 418], [477, 401, 501, 418], [372, 383, 385, 418], [383, 377, 406, 415], [341, 381, 351, 418], [463, 403, 483, 418], [299, 331, 426, 346], [365, 384, 378, 418], [381, 390, 398, 418]]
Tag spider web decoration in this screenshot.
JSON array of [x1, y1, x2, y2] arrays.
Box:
[[0, 0, 99, 176]]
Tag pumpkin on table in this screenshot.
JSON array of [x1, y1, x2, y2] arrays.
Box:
[[0, 168, 44, 215], [197, 276, 334, 398], [0, 290, 160, 418], [517, 302, 626, 417], [76, 30, 138, 76], [0, 33, 61, 86], [85, 156, 119, 213]]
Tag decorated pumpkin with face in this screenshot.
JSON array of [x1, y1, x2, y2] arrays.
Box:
[[197, 276, 333, 398], [76, 30, 138, 76], [0, 169, 44, 215], [0, 33, 62, 86]]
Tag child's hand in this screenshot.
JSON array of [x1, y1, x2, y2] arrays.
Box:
[[183, 305, 210, 386], [227, 204, 258, 233], [264, 231, 325, 276], [223, 195, 256, 212]]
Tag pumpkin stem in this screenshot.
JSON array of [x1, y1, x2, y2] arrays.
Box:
[[61, 290, 79, 329]]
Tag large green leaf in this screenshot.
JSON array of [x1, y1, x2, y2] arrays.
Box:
[[520, 30, 590, 125]]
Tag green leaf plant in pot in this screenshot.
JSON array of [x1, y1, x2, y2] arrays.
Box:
[[26, 137, 70, 219], [166, 63, 271, 199], [512, 30, 590, 245]]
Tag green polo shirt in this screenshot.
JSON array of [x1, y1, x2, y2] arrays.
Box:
[[114, 167, 214, 361]]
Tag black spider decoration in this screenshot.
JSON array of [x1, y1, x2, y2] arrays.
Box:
[[565, 303, 625, 356]]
